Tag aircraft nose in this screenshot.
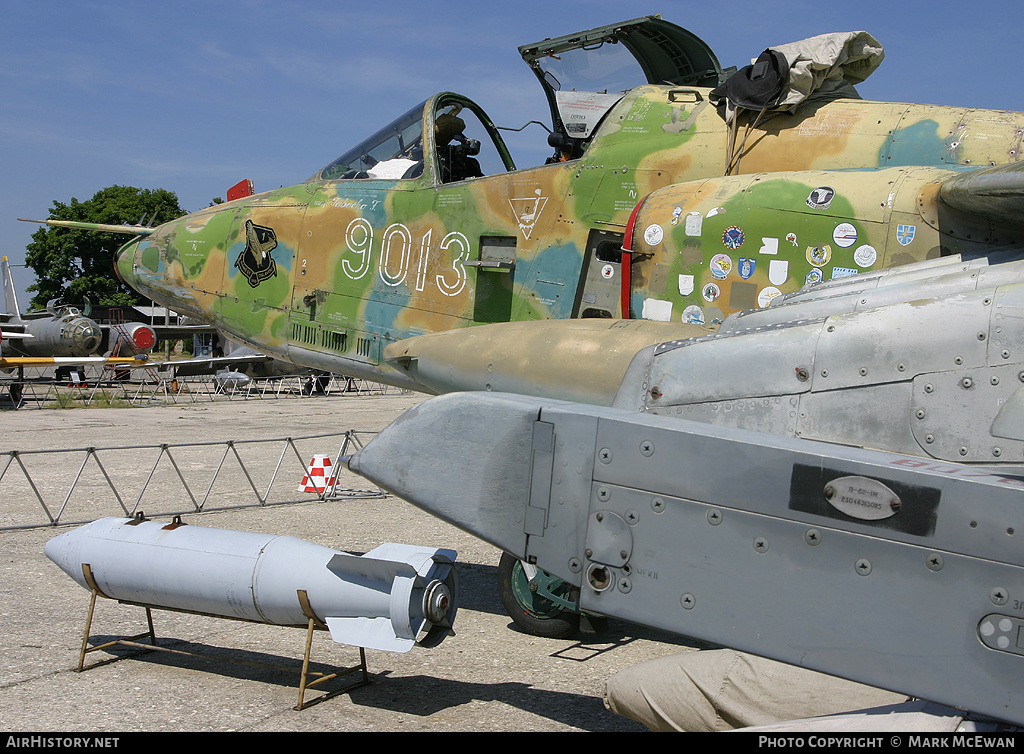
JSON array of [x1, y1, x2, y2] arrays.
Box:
[[67, 318, 102, 354], [114, 237, 141, 287]]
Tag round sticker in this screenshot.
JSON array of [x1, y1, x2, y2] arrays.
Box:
[[758, 286, 782, 308], [786, 232, 798, 246], [805, 269, 823, 285], [806, 186, 835, 209], [710, 253, 733, 280], [722, 226, 745, 250], [702, 282, 721, 303], [854, 244, 877, 267], [644, 224, 664, 245], [682, 305, 705, 324], [806, 244, 832, 268], [833, 222, 857, 248], [601, 264, 615, 279]]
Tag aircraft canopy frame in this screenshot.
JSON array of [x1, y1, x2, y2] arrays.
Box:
[[518, 15, 724, 140], [315, 94, 516, 185]]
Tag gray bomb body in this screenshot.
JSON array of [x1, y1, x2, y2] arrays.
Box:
[[45, 517, 457, 653]]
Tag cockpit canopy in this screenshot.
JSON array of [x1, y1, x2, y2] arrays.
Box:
[[314, 16, 724, 183], [319, 102, 426, 181], [315, 94, 516, 184]]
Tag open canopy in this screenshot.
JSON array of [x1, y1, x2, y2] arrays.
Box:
[[519, 15, 724, 139]]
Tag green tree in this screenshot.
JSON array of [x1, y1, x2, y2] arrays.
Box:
[[25, 185, 186, 310]]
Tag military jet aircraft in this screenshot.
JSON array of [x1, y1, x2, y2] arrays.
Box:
[[0, 256, 155, 367], [21, 15, 1024, 727], [22, 15, 1024, 393], [0, 255, 156, 405], [25, 13, 1024, 657]]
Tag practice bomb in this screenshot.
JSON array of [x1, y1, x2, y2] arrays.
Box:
[[45, 516, 457, 652]]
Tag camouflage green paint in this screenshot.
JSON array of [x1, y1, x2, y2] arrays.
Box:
[[625, 165, 998, 323], [110, 25, 1024, 388]]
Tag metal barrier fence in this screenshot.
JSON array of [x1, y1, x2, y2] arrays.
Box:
[[0, 367, 406, 410], [0, 431, 384, 531]]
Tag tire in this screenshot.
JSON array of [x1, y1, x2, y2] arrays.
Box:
[[497, 551, 580, 638]]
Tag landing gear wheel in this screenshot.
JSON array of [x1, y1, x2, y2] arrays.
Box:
[[497, 551, 580, 638]]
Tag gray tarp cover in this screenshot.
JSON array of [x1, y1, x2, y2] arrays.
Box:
[[769, 31, 885, 109], [717, 31, 885, 123]]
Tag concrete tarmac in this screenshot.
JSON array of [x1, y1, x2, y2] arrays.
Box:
[[0, 395, 703, 732]]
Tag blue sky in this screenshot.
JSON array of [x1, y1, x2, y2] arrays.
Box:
[[1, 0, 1020, 307]]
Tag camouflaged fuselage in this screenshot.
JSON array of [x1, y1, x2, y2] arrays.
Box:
[[115, 84, 1024, 385]]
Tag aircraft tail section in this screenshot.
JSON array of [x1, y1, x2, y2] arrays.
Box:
[[1, 256, 21, 318]]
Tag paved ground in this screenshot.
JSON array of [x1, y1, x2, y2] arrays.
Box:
[[0, 395, 703, 732]]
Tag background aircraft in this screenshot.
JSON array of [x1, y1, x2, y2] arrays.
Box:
[[2, 254, 298, 388], [0, 256, 155, 367], [1, 254, 153, 405]]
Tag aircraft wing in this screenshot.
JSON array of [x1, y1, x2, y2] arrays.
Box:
[[0, 355, 147, 368], [342, 390, 1024, 726], [147, 323, 217, 341], [148, 353, 274, 376], [18, 218, 157, 236], [939, 161, 1024, 228], [383, 319, 709, 406]]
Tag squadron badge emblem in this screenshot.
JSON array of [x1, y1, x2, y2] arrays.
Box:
[[896, 224, 916, 246], [235, 220, 279, 288]]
